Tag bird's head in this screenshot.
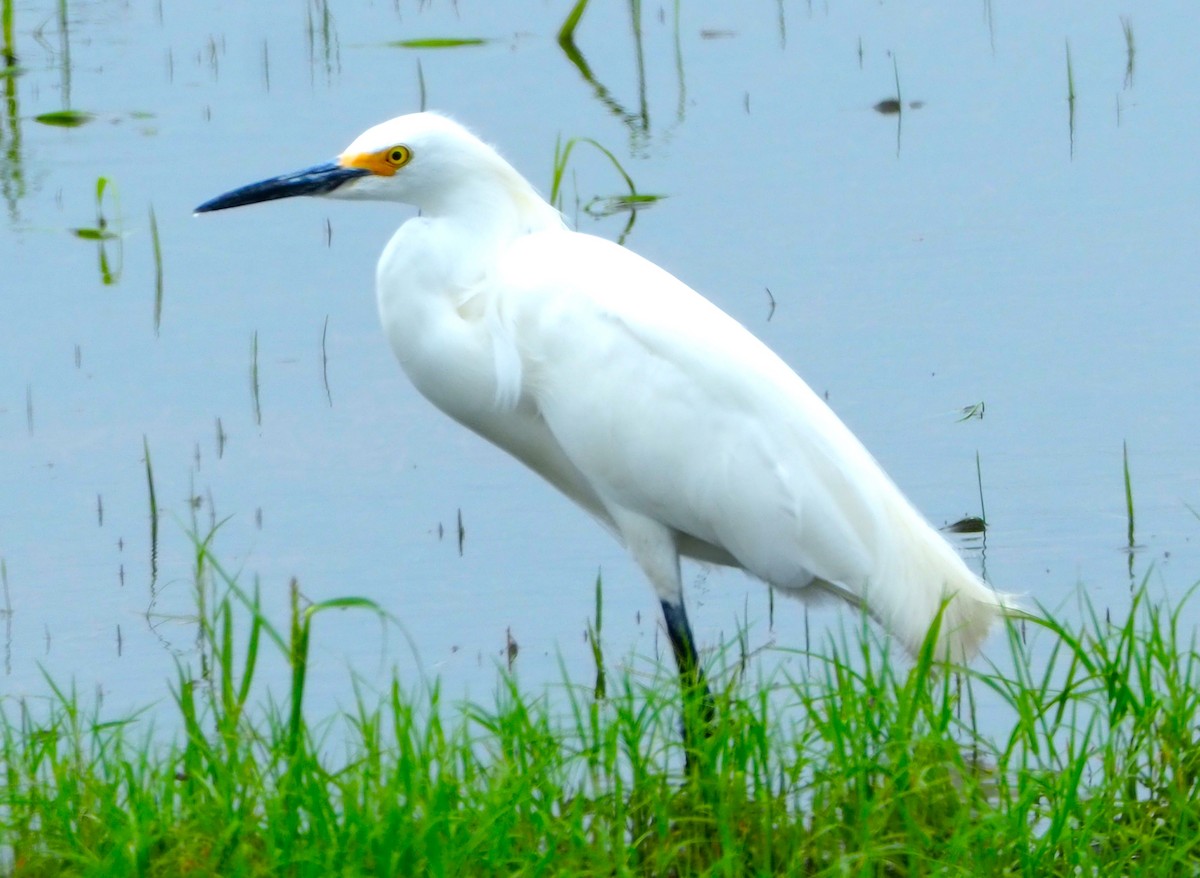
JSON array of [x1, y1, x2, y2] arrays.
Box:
[[195, 112, 515, 215]]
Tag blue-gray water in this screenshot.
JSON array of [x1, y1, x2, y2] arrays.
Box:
[[2, 1, 1197, 721]]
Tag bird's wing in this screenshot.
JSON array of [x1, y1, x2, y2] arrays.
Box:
[[497, 229, 896, 594]]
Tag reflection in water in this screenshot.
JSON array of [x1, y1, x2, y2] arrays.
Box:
[[1066, 40, 1076, 158], [56, 0, 70, 107], [0, 0, 95, 219], [1, 0, 11, 68], [549, 135, 665, 244], [873, 99, 926, 115], [251, 331, 262, 426], [1116, 18, 1136, 126], [1122, 441, 1138, 591], [306, 0, 340, 83], [321, 316, 333, 406], [143, 436, 160, 592], [940, 450, 990, 582], [151, 206, 164, 334], [97, 234, 121, 284], [71, 177, 123, 284], [558, 0, 688, 155], [670, 1, 686, 122], [972, 452, 989, 585], [888, 56, 905, 156], [1120, 17, 1135, 89], [1, 558, 11, 677], [1, 0, 22, 219], [1, 64, 21, 218]]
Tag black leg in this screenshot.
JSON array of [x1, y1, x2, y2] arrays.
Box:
[[660, 599, 716, 770]]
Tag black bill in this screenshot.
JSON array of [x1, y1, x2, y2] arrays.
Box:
[[195, 161, 370, 213]]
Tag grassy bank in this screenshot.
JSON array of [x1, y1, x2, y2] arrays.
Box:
[[1, 552, 1198, 875]]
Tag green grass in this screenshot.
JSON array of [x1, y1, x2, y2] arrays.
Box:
[[141, 436, 158, 588], [1121, 16, 1135, 89], [386, 38, 489, 49], [1, 540, 1198, 875], [549, 135, 664, 245], [149, 205, 163, 335], [33, 110, 92, 128], [69, 177, 122, 285], [1, 0, 13, 67]]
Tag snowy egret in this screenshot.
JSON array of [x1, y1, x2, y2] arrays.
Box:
[[197, 112, 1014, 751]]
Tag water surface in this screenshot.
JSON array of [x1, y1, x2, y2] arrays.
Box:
[[2, 1, 1198, 721]]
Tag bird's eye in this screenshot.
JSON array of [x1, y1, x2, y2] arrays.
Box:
[[386, 145, 412, 167]]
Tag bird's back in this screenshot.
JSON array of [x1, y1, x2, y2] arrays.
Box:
[[495, 229, 1010, 659]]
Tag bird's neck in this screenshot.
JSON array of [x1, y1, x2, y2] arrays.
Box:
[[421, 162, 563, 240]]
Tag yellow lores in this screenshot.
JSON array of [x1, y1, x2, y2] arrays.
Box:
[[340, 144, 411, 177]]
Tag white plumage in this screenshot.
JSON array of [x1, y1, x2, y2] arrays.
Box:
[[197, 112, 1014, 736]]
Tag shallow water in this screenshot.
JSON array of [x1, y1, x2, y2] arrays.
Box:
[[2, 1, 1198, 721]]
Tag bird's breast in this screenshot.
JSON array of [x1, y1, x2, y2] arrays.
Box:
[[374, 218, 528, 423]]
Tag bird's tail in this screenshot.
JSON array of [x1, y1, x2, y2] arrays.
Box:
[[860, 497, 1019, 663]]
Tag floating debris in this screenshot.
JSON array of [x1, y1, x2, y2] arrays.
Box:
[[35, 109, 94, 127], [944, 516, 986, 534], [387, 37, 489, 49], [873, 99, 925, 115]]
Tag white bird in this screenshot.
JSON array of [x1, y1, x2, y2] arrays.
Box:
[[197, 112, 1014, 751]]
